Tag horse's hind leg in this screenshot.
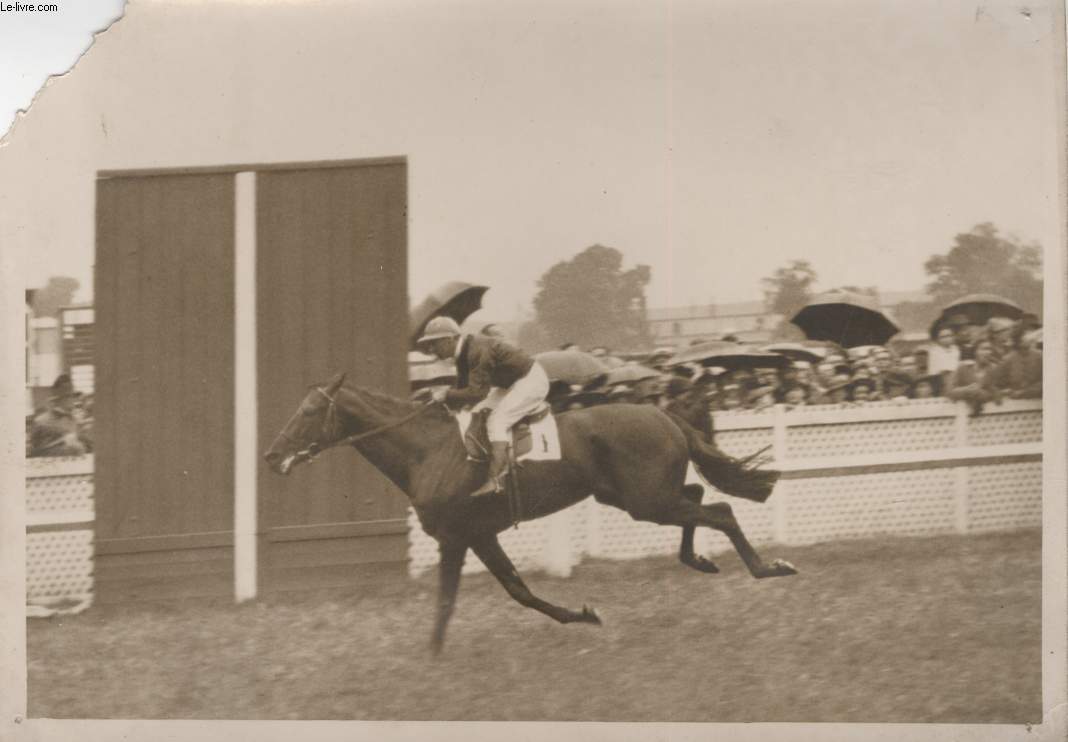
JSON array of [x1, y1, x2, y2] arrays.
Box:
[[697, 501, 796, 578], [646, 497, 796, 579], [471, 535, 602, 626], [679, 484, 720, 574]]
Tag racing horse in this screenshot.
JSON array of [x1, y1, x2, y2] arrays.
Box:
[[264, 373, 796, 654]]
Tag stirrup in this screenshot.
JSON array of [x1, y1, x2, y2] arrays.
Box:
[[471, 476, 501, 497]]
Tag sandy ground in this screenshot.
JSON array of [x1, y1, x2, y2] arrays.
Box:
[[27, 528, 1041, 722]]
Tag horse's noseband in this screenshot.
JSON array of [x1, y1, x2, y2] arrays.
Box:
[[282, 385, 436, 469]]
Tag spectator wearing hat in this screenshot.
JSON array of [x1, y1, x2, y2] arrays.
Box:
[[849, 377, 876, 403], [946, 337, 999, 413], [814, 360, 837, 387], [872, 347, 894, 374], [1020, 312, 1041, 333], [986, 317, 1017, 362], [781, 382, 808, 409], [821, 374, 852, 405], [912, 348, 930, 377], [898, 354, 919, 380], [755, 367, 780, 389], [716, 382, 745, 411], [927, 326, 961, 385], [983, 322, 1042, 400], [882, 371, 913, 401], [30, 374, 88, 457], [943, 313, 976, 352], [910, 374, 942, 399]]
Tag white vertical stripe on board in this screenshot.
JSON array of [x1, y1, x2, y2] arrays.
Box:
[[234, 171, 258, 602]]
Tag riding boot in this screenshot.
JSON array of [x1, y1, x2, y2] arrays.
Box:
[[472, 441, 509, 497]]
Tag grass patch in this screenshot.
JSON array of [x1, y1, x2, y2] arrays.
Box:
[[28, 529, 1041, 721]]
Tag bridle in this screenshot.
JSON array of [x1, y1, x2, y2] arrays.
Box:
[[282, 385, 436, 466]]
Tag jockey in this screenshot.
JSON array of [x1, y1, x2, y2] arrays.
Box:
[[417, 316, 550, 496]]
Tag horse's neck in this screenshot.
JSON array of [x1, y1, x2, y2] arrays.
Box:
[[335, 387, 450, 496]]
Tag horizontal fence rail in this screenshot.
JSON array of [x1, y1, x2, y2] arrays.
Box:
[[407, 398, 1043, 577], [25, 399, 1044, 600]]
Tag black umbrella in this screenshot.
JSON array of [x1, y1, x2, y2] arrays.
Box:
[[534, 350, 608, 387], [760, 342, 827, 365], [790, 291, 899, 348], [667, 341, 790, 370], [665, 340, 740, 367], [928, 293, 1023, 339], [409, 282, 489, 350], [604, 363, 661, 386]]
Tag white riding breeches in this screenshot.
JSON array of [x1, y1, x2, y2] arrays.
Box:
[[473, 361, 550, 442]]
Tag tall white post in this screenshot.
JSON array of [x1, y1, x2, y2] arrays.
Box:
[[952, 401, 970, 534], [234, 172, 258, 602], [771, 404, 789, 544]]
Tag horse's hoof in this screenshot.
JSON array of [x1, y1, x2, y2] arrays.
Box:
[[581, 604, 603, 625], [693, 557, 720, 574], [770, 558, 798, 576]]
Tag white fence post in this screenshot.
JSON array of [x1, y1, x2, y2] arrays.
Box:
[[953, 401, 970, 534], [542, 511, 574, 578], [771, 404, 789, 544]]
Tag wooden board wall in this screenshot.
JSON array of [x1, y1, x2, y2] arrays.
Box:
[[93, 159, 409, 602], [94, 173, 236, 601], [255, 161, 410, 590]]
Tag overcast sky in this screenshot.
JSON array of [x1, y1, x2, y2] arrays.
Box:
[[0, 0, 1061, 322]]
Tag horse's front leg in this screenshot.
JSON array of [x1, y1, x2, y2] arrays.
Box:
[[431, 542, 467, 655], [470, 535, 602, 626]]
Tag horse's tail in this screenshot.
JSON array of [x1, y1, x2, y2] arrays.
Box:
[[666, 411, 780, 504]]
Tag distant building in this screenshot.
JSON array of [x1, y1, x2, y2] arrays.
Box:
[[60, 305, 95, 393], [647, 290, 934, 351], [646, 301, 782, 349], [25, 302, 96, 407]]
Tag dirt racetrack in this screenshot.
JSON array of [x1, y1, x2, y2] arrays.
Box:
[[28, 528, 1041, 722]]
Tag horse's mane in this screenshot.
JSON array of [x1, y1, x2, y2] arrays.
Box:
[[312, 380, 452, 423]]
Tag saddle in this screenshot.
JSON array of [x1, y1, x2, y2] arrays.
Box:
[[463, 403, 551, 463]]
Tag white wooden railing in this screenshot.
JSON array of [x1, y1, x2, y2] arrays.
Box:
[[25, 454, 95, 613], [24, 400, 1044, 598], [407, 398, 1043, 577]]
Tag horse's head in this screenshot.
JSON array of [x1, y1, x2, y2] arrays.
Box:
[[264, 373, 347, 476]]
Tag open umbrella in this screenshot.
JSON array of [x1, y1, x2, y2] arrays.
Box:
[[928, 293, 1023, 339], [667, 341, 790, 370], [604, 363, 661, 386], [665, 340, 740, 367], [790, 290, 899, 348], [760, 342, 826, 364], [409, 282, 489, 350], [534, 350, 608, 387]]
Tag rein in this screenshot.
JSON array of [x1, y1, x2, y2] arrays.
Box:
[[329, 401, 436, 449], [290, 387, 437, 463]]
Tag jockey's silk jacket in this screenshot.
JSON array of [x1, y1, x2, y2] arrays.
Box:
[[445, 335, 536, 406]]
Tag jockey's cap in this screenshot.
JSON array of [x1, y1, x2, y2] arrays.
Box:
[[417, 316, 462, 345]]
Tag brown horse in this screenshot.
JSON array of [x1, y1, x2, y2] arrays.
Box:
[[264, 373, 796, 654]]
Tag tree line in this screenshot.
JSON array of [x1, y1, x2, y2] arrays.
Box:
[[27, 222, 1043, 352], [522, 222, 1043, 350]]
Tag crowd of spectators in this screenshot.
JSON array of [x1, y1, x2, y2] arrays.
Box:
[[27, 374, 94, 458], [590, 312, 1043, 415], [409, 312, 1043, 419]]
